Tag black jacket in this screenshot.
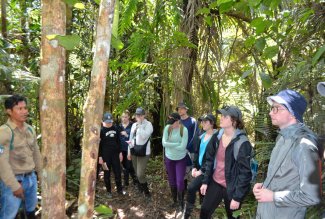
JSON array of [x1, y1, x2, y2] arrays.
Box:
[[203, 129, 252, 203], [192, 129, 217, 172]]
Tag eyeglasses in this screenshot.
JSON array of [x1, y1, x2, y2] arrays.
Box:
[[270, 105, 287, 114]]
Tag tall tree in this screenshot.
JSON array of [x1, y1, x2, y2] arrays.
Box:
[[1, 0, 7, 38], [39, 0, 66, 218], [77, 0, 116, 218]]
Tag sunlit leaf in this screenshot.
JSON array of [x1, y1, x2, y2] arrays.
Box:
[[94, 204, 114, 216], [196, 7, 210, 15], [111, 35, 124, 50], [312, 45, 325, 66], [56, 35, 81, 50], [245, 36, 256, 48], [94, 0, 100, 4], [46, 35, 57, 40], [260, 72, 272, 89], [74, 3, 85, 9], [217, 0, 233, 6]]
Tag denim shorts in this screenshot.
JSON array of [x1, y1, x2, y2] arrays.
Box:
[[0, 171, 37, 219]]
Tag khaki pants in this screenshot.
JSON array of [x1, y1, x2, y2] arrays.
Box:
[[132, 155, 150, 183]]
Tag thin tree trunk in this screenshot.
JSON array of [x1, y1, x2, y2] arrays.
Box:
[[1, 0, 7, 38], [77, 0, 116, 218], [39, 0, 66, 218]]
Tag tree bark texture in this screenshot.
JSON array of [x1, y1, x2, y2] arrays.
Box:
[[180, 0, 199, 111], [1, 0, 7, 38], [77, 0, 116, 218], [39, 0, 66, 218]]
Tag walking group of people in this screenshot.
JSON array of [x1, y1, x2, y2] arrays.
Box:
[[0, 86, 324, 219]]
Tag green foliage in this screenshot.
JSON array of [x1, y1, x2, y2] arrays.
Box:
[[94, 205, 114, 217], [46, 34, 81, 50]]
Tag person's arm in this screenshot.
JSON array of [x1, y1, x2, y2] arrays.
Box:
[[273, 138, 321, 207], [98, 129, 104, 158], [31, 127, 42, 175], [232, 141, 252, 202], [162, 125, 186, 148], [201, 133, 218, 184], [137, 121, 153, 140], [0, 126, 21, 192]]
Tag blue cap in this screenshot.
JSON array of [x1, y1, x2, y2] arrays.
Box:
[[267, 89, 307, 123], [103, 112, 113, 123]]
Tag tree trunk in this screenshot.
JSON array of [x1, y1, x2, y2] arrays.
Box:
[[77, 0, 116, 218], [39, 0, 66, 218], [180, 0, 199, 112], [1, 0, 7, 38]]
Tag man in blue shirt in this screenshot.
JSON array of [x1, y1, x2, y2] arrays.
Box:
[[177, 102, 198, 191]]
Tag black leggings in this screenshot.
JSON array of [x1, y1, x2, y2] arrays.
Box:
[[200, 180, 238, 219], [121, 150, 136, 185]]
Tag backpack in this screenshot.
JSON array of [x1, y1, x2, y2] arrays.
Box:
[[233, 134, 258, 183], [4, 123, 34, 151]]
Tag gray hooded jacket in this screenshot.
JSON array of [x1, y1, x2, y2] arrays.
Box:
[[256, 123, 321, 219]]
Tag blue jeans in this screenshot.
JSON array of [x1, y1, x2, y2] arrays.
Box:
[[0, 172, 38, 219]]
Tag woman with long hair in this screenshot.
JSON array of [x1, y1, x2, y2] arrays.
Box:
[[162, 112, 188, 211], [199, 106, 252, 219]]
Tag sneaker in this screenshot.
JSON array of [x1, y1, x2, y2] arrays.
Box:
[[107, 192, 113, 199], [118, 190, 127, 196]]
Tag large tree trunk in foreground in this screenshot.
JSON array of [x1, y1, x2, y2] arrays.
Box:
[[1, 0, 7, 38], [39, 0, 66, 218], [77, 0, 116, 218]]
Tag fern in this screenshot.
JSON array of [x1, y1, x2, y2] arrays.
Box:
[[119, 0, 139, 35]]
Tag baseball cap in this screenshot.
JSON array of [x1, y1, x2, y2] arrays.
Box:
[[135, 107, 145, 115], [176, 102, 189, 111], [267, 89, 307, 123], [103, 112, 113, 123], [217, 106, 243, 121], [317, 82, 325, 96], [167, 112, 181, 124], [201, 114, 216, 124]]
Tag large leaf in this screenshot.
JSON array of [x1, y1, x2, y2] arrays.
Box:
[[263, 46, 279, 59], [312, 45, 325, 66], [254, 37, 266, 52], [46, 35, 81, 50], [94, 205, 114, 216], [111, 35, 124, 50], [251, 17, 271, 35], [56, 35, 81, 50], [259, 72, 272, 89], [248, 0, 261, 8], [219, 1, 235, 13]]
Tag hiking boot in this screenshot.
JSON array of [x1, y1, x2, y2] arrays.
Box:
[[177, 190, 184, 212], [141, 182, 151, 198], [169, 186, 177, 208], [182, 202, 194, 219]]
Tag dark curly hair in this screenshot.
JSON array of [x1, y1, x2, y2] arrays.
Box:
[[4, 95, 27, 110]]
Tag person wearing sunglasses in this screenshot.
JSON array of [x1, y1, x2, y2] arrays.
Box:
[[199, 106, 252, 219], [253, 89, 322, 219]]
